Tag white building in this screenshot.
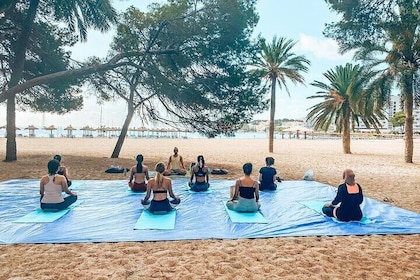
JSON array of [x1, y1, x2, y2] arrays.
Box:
[[355, 95, 420, 133]]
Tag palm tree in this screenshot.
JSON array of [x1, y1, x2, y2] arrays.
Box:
[[251, 36, 310, 153], [353, 25, 419, 163], [307, 63, 386, 154], [323, 0, 420, 163]]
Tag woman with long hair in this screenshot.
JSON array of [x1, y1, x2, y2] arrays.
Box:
[[141, 162, 180, 214], [189, 155, 210, 192], [40, 159, 77, 211], [128, 154, 149, 192]]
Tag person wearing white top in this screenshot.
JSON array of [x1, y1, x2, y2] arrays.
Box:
[[40, 159, 77, 211]]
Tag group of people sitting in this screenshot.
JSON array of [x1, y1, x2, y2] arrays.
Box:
[[39, 149, 365, 222]]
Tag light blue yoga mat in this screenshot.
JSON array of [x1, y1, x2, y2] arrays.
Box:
[[300, 200, 373, 224], [126, 188, 146, 195], [188, 188, 212, 194], [185, 182, 212, 193], [223, 203, 268, 224], [134, 210, 177, 230], [13, 200, 83, 223]]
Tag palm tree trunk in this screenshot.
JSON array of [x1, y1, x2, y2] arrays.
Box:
[[268, 78, 276, 153], [402, 73, 414, 163], [342, 118, 351, 154]]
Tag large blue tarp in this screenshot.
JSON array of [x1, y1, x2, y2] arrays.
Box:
[[0, 179, 419, 244]]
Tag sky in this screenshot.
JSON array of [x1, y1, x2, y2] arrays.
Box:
[[1, 0, 354, 129]]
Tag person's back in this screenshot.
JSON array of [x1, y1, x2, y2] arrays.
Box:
[[128, 154, 149, 192], [322, 169, 363, 222], [189, 155, 210, 192], [148, 176, 171, 201], [334, 183, 363, 221], [227, 163, 260, 212], [259, 157, 278, 191], [40, 159, 77, 211], [41, 175, 64, 203], [142, 162, 180, 214]]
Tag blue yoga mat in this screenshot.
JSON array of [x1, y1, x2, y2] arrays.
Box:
[[223, 203, 268, 224], [188, 188, 212, 194], [300, 200, 373, 224], [126, 189, 146, 195], [13, 200, 83, 223], [134, 210, 176, 230]]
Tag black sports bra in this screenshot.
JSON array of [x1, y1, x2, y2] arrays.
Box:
[[238, 180, 256, 199], [153, 189, 167, 194]]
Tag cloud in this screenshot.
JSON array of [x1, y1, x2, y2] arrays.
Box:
[[297, 34, 354, 60]]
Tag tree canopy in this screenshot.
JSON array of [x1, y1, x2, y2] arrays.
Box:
[[90, 0, 267, 140], [1, 0, 117, 161]]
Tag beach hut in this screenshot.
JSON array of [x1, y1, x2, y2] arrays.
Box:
[[44, 124, 57, 138], [64, 125, 77, 138], [24, 125, 38, 137]]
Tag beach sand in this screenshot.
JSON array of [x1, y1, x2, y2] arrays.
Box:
[[0, 137, 419, 279]]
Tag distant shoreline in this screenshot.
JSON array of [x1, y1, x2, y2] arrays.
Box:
[[1, 130, 415, 141]]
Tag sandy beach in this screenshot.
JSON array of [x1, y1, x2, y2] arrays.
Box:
[[0, 137, 419, 279]]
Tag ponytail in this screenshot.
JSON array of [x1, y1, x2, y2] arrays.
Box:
[[155, 162, 165, 188], [197, 155, 205, 169], [155, 172, 163, 188], [136, 154, 144, 173]]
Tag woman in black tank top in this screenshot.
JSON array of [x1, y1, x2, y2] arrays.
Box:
[[226, 163, 261, 212]]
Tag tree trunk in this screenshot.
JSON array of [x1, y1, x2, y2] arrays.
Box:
[[4, 0, 39, 161], [342, 117, 351, 154], [268, 78, 276, 153], [402, 74, 414, 163], [5, 96, 16, 161], [111, 104, 134, 158]]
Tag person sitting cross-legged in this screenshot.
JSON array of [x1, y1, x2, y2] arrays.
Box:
[[259, 156, 281, 191], [164, 147, 187, 176], [141, 162, 180, 214], [189, 155, 210, 192], [226, 163, 261, 212], [40, 159, 77, 211], [128, 154, 150, 192], [322, 169, 364, 222]]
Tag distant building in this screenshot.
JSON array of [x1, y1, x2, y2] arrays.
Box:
[[355, 95, 420, 133]]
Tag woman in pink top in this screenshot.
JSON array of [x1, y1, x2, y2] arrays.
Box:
[[40, 159, 77, 211]]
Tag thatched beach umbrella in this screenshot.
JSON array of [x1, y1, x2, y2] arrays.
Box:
[[44, 124, 57, 137], [95, 126, 107, 137], [64, 125, 77, 138], [0, 125, 21, 137], [81, 125, 94, 137], [24, 124, 38, 137]]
